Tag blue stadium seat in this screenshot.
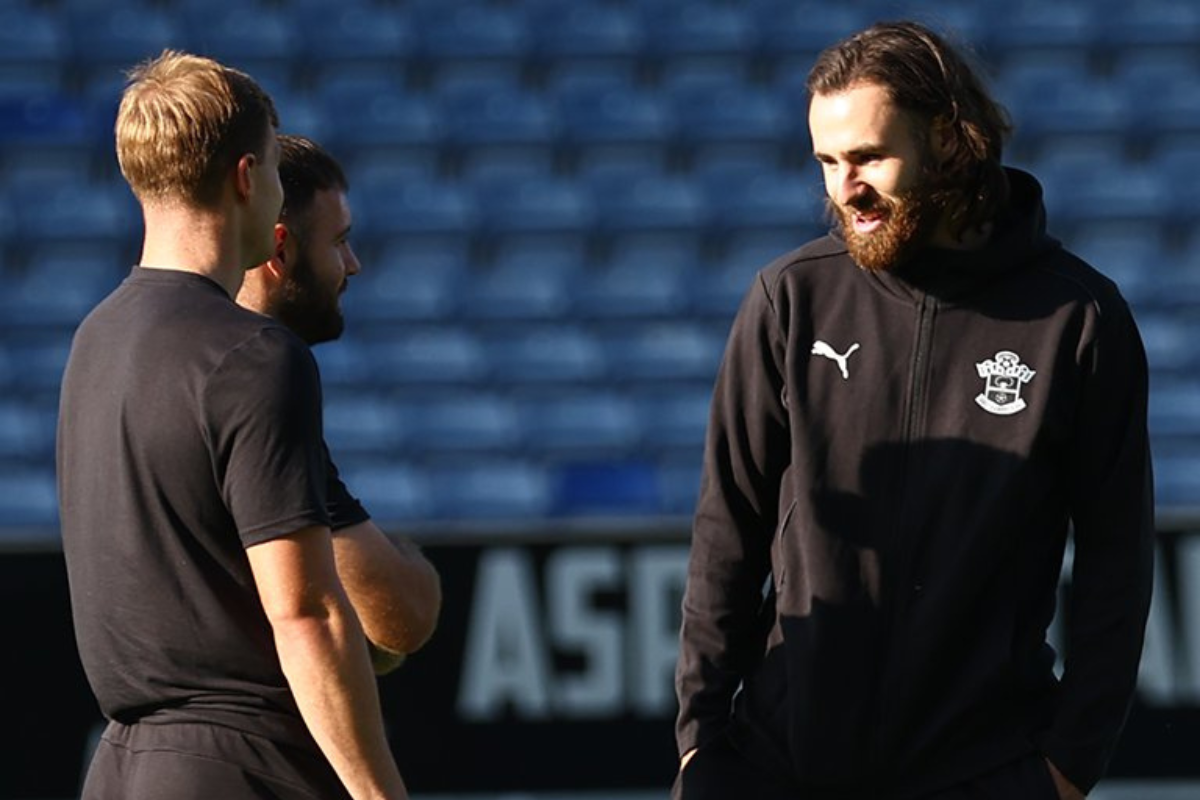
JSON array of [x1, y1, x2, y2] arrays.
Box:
[[551, 459, 661, 516], [0, 400, 56, 461], [5, 336, 72, 392], [322, 393, 408, 457], [692, 230, 804, 316], [1065, 222, 1164, 309], [519, 391, 643, 453], [752, 1, 866, 58], [357, 178, 476, 238], [412, 4, 531, 72], [574, 236, 695, 318], [604, 323, 725, 382], [295, 5, 412, 65], [14, 182, 139, 250], [1151, 451, 1200, 512], [1149, 378, 1200, 440], [363, 327, 490, 386], [0, 469, 58, 528], [554, 84, 674, 150], [426, 459, 552, 520], [988, 3, 1098, 57], [438, 84, 558, 151], [338, 461, 432, 524], [641, 2, 757, 59], [67, 7, 187, 72], [667, 77, 789, 149], [656, 454, 703, 515], [318, 88, 441, 161], [1137, 313, 1196, 376], [485, 325, 607, 384], [591, 173, 707, 234], [701, 168, 825, 238], [343, 237, 468, 323], [1, 246, 125, 328], [186, 5, 298, 76], [462, 246, 581, 321], [636, 387, 713, 451], [1038, 158, 1170, 228], [1094, 0, 1200, 51], [405, 393, 523, 453], [0, 7, 66, 76], [529, 2, 644, 63], [473, 176, 596, 238]]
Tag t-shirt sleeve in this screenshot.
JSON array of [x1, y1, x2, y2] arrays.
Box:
[[205, 327, 332, 546], [323, 440, 370, 530]]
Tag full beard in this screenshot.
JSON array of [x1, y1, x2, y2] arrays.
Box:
[[277, 262, 345, 346], [829, 185, 942, 273]]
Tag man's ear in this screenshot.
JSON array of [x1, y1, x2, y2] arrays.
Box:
[[235, 153, 256, 201], [272, 222, 290, 266]]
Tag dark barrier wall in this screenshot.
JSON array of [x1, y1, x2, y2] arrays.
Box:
[[5, 521, 1200, 798]]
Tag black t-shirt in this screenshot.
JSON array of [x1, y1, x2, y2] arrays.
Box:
[[58, 267, 340, 750]]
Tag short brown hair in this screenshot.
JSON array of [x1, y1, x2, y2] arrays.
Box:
[[807, 21, 1012, 237], [278, 134, 349, 239], [115, 50, 279, 206]]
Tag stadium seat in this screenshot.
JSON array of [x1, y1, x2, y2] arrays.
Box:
[[363, 326, 490, 386], [551, 459, 661, 516], [357, 178, 476, 238], [529, 2, 644, 64], [426, 459, 553, 520], [67, 7, 186, 73], [323, 393, 408, 457], [518, 390, 643, 453], [603, 322, 725, 382], [343, 237, 468, 323], [636, 387, 713, 452], [591, 173, 707, 234], [485, 325, 607, 384], [473, 176, 596, 239], [461, 245, 581, 321], [337, 461, 432, 524], [574, 236, 695, 318], [405, 393, 523, 454], [0, 469, 58, 528]]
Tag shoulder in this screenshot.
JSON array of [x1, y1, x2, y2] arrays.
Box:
[[758, 235, 850, 300], [1031, 247, 1134, 320]]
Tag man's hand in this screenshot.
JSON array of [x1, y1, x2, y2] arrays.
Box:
[[1046, 759, 1085, 800]]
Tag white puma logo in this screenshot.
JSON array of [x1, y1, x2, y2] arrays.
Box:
[[811, 340, 860, 380]]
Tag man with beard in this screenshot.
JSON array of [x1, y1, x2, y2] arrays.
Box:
[[237, 134, 441, 675], [674, 21, 1153, 800]]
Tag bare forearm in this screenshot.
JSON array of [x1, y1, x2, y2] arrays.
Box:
[[273, 602, 408, 800], [332, 523, 442, 654]]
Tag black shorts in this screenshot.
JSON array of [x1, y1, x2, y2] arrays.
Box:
[[81, 720, 352, 800]]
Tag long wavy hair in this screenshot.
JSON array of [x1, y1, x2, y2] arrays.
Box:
[[806, 21, 1013, 239]]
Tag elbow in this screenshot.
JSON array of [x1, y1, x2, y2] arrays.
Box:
[[404, 563, 443, 652]]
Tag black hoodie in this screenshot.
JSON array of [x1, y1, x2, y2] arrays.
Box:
[[675, 169, 1154, 797]]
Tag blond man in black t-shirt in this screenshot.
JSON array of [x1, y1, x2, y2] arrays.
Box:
[[58, 51, 411, 800]]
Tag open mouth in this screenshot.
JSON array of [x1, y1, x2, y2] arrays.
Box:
[[852, 211, 886, 234]]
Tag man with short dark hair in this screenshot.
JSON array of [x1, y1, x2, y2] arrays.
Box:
[[674, 21, 1154, 800], [58, 52, 410, 800], [237, 134, 441, 671]]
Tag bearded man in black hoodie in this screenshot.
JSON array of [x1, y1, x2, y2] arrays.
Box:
[[674, 20, 1154, 800]]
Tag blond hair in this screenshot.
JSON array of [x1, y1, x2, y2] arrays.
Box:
[[115, 50, 279, 206]]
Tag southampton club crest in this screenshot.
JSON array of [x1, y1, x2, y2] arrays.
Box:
[[975, 350, 1035, 416]]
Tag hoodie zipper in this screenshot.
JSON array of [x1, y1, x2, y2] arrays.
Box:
[[872, 293, 936, 793]]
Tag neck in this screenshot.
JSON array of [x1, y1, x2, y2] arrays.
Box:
[[137, 201, 251, 298]]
